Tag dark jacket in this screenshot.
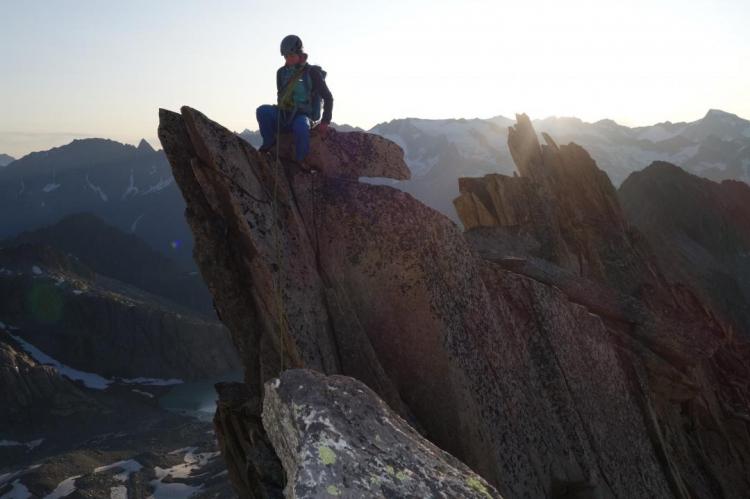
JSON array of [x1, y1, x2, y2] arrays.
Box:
[[276, 61, 333, 124]]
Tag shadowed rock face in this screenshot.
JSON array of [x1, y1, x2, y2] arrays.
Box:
[[0, 243, 240, 381], [619, 161, 750, 337], [159, 107, 750, 498], [454, 116, 750, 498], [0, 332, 104, 432]]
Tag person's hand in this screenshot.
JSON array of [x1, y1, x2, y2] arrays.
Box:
[[317, 122, 329, 138]]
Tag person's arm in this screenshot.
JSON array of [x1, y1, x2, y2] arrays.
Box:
[[310, 67, 333, 124]]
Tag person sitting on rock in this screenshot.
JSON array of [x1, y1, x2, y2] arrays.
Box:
[[256, 34, 333, 165]]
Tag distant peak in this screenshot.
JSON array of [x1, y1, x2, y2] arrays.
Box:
[[0, 153, 15, 167], [594, 118, 621, 127], [704, 109, 738, 120], [137, 139, 155, 153]]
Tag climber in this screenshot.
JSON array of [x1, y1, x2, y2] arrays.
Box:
[[256, 34, 334, 165]]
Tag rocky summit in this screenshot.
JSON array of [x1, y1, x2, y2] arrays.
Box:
[[159, 106, 750, 498]]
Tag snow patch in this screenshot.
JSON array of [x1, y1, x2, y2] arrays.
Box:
[[141, 177, 173, 195], [3, 479, 31, 499], [168, 447, 195, 455], [122, 171, 139, 199], [32, 266, 42, 275], [0, 439, 43, 450], [110, 486, 127, 499], [94, 459, 142, 482], [72, 289, 84, 295], [44, 474, 81, 499], [85, 174, 109, 202], [130, 213, 145, 233], [3, 334, 184, 390], [8, 333, 112, 390], [27, 439, 43, 449], [131, 389, 155, 398], [0, 465, 41, 488], [149, 448, 219, 498], [42, 183, 61, 193]]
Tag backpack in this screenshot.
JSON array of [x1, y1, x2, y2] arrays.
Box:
[[306, 65, 326, 123]]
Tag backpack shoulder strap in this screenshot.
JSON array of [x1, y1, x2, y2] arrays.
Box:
[[279, 64, 309, 107]]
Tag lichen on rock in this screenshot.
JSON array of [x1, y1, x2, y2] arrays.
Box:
[[262, 369, 503, 498]]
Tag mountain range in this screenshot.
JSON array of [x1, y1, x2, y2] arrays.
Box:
[[2, 106, 749, 497], [6, 212, 214, 315], [2, 109, 747, 261], [0, 138, 196, 270], [237, 109, 750, 220]]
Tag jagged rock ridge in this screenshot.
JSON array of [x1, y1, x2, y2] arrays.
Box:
[[159, 107, 750, 498]]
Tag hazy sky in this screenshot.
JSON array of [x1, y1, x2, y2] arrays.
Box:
[[1, 0, 748, 157]]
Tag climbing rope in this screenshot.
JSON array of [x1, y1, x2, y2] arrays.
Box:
[[311, 170, 321, 265], [272, 106, 290, 374]]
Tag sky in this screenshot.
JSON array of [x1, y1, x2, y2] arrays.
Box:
[[1, 0, 748, 158]]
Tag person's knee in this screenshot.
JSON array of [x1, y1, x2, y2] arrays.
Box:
[[256, 104, 274, 122]]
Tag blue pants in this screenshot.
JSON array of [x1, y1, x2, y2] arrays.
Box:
[[256, 105, 311, 161]]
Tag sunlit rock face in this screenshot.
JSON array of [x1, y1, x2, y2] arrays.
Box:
[[160, 107, 750, 498]]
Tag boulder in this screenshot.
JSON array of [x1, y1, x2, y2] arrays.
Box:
[[262, 369, 501, 498], [276, 129, 410, 180]]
